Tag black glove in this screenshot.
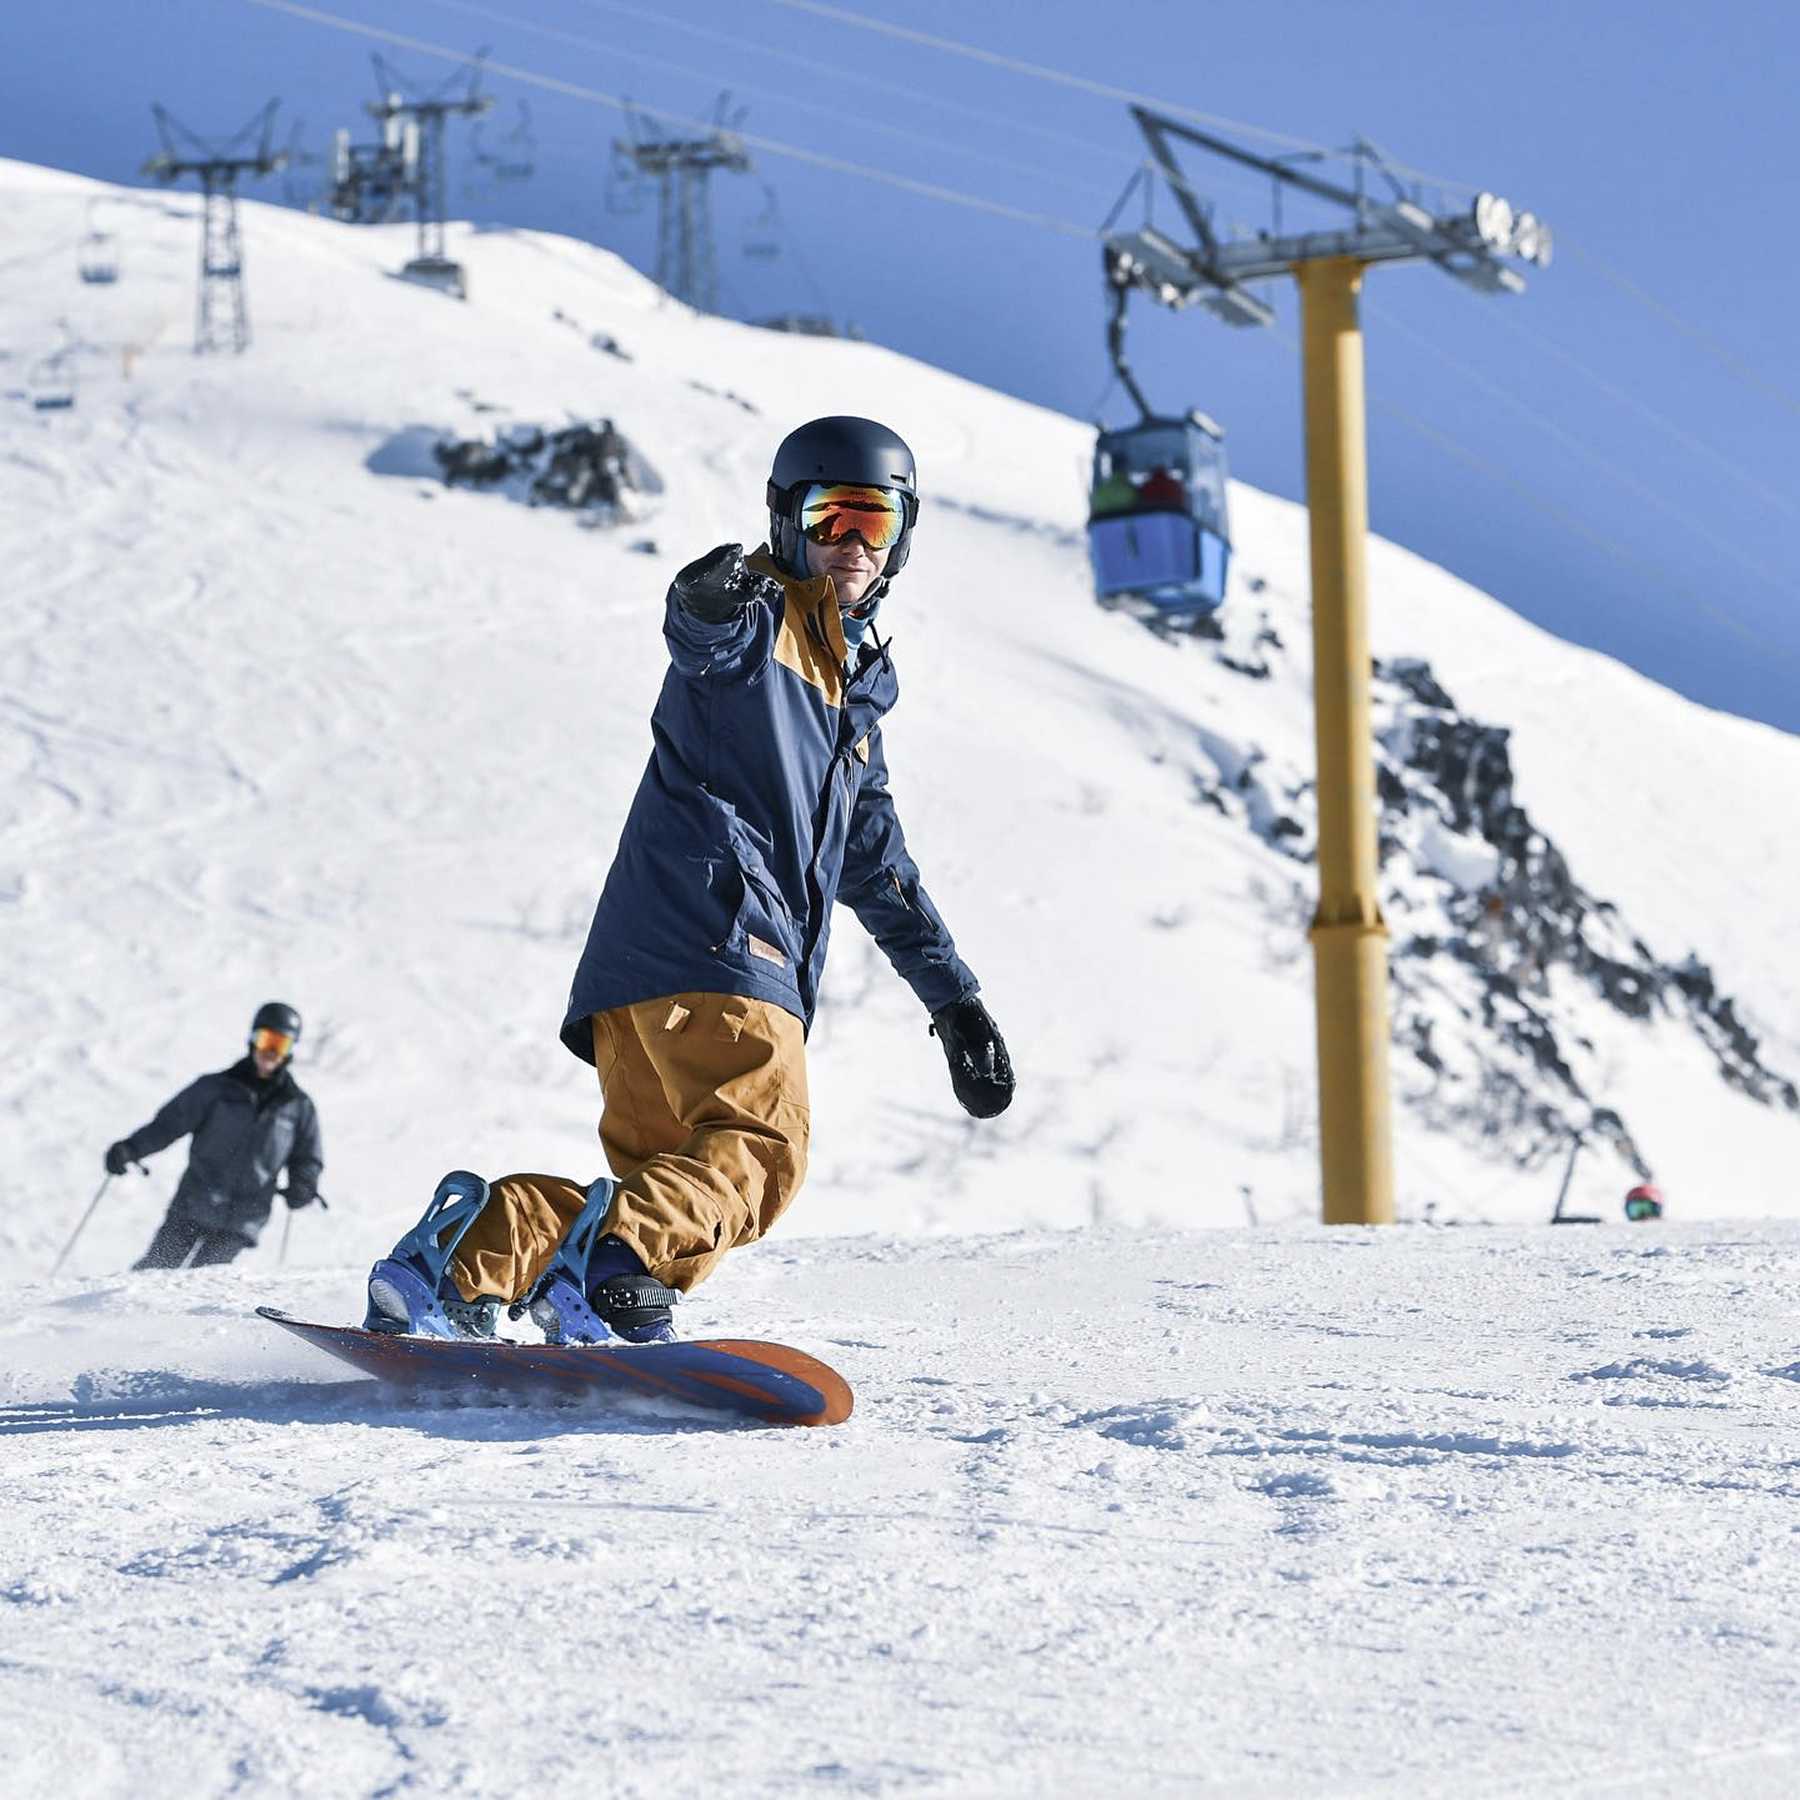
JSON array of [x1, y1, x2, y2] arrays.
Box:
[[284, 1187, 316, 1211], [672, 542, 784, 625], [104, 1141, 132, 1177], [931, 997, 1015, 1119]]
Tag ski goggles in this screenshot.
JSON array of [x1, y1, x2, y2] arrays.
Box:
[[251, 1027, 296, 1059], [1624, 1193, 1663, 1221], [795, 482, 910, 552]]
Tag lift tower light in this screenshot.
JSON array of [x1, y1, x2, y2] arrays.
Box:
[[1109, 107, 1551, 1228]]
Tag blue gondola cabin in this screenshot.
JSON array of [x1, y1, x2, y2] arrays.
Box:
[[1087, 412, 1231, 626]]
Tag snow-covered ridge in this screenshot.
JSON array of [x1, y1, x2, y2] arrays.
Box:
[[4, 154, 1799, 1283]]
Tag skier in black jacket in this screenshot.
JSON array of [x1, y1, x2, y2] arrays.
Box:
[[107, 1002, 325, 1270]]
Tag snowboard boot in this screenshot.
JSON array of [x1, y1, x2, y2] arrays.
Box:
[[522, 1177, 679, 1347], [364, 1170, 504, 1339]]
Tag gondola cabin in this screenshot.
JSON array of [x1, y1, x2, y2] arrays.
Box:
[[1087, 411, 1231, 627]]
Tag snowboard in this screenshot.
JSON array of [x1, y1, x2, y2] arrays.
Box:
[[257, 1306, 853, 1427]]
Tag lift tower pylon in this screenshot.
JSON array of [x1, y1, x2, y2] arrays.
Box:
[[1104, 110, 1551, 1225], [364, 52, 492, 297], [143, 102, 287, 355], [613, 96, 752, 313]]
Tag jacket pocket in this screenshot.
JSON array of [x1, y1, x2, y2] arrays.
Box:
[[721, 829, 800, 971]]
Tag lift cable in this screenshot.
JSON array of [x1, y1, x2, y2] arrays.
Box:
[[422, 0, 1127, 206], [242, 0, 1793, 667], [1474, 298, 1800, 526], [1557, 238, 1800, 423], [570, 0, 1189, 171], [1260, 313, 1800, 672], [1364, 296, 1798, 599], [1370, 387, 1800, 673], [769, 0, 1477, 192], [774, 0, 1800, 419], [241, 0, 1101, 237]]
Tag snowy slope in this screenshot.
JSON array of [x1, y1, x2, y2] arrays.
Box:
[[5, 156, 1798, 1283], [7, 157, 1800, 1798], [6, 1226, 1800, 1797]]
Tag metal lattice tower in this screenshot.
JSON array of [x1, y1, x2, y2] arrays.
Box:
[[613, 96, 751, 312], [364, 53, 491, 282], [142, 102, 285, 355]]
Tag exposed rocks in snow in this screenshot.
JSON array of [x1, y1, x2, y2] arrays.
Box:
[[685, 379, 759, 413], [432, 419, 663, 521], [1181, 627, 1797, 1178], [550, 307, 631, 360], [1373, 656, 1798, 1127]]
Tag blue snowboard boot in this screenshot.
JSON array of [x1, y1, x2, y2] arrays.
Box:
[[524, 1178, 679, 1347], [364, 1170, 504, 1339]]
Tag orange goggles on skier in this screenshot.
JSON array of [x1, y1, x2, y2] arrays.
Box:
[[251, 1027, 296, 1059], [796, 483, 910, 552]]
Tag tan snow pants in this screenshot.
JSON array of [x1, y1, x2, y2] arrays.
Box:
[[447, 992, 810, 1303]]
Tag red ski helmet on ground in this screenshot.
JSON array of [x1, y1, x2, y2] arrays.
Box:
[[1623, 1182, 1664, 1221]]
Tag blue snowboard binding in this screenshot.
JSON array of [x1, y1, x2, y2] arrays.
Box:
[[523, 1178, 679, 1347], [364, 1170, 503, 1339]]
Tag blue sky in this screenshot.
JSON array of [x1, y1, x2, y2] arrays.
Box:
[[6, 0, 1796, 732]]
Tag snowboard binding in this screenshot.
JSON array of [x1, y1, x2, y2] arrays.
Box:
[[519, 1178, 680, 1347], [364, 1170, 500, 1339]]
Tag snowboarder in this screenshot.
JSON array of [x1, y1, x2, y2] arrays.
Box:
[[366, 415, 1014, 1344], [108, 1002, 324, 1270]]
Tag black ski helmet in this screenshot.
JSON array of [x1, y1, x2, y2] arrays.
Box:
[[251, 1001, 302, 1045], [766, 416, 918, 583]]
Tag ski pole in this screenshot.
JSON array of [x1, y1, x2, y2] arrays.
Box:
[[279, 1191, 329, 1266], [50, 1175, 114, 1278]]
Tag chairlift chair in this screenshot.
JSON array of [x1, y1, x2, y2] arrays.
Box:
[[78, 231, 120, 285], [29, 352, 76, 411], [742, 183, 784, 262]]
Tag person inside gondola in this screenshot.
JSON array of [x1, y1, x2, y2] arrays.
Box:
[[1137, 465, 1186, 509], [1089, 464, 1136, 517]]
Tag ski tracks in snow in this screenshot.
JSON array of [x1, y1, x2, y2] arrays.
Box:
[[12, 1229, 1797, 1795]]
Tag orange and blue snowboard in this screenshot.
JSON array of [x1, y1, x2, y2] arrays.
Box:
[[258, 1306, 853, 1427]]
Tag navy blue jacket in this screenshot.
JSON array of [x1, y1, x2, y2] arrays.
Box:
[[122, 1060, 323, 1245], [562, 550, 977, 1058]]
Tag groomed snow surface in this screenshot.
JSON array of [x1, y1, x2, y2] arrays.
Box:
[[5, 159, 1800, 1794], [7, 1228, 1800, 1797]]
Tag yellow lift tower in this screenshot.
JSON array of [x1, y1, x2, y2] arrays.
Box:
[[1103, 114, 1551, 1224]]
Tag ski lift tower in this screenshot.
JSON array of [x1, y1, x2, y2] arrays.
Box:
[[613, 96, 752, 313], [326, 118, 412, 226], [142, 102, 286, 354], [1105, 108, 1551, 1226], [364, 52, 492, 298]]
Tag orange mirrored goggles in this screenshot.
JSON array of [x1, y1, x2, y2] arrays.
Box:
[[250, 1027, 296, 1058], [797, 483, 909, 552]]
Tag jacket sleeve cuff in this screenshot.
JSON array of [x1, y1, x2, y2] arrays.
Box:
[[912, 963, 980, 1016]]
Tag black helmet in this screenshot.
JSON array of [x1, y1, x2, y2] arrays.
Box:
[[251, 1001, 302, 1043], [766, 416, 918, 583]]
